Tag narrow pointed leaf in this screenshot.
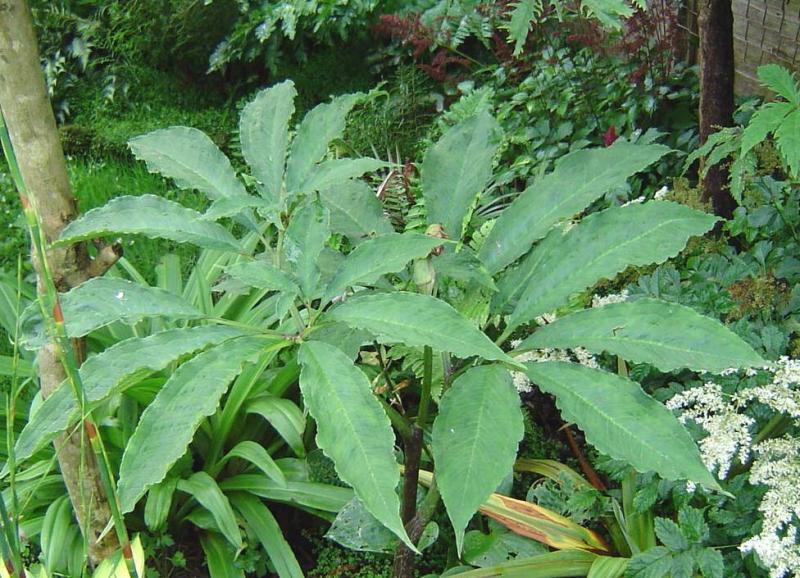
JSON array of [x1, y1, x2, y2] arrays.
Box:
[[298, 341, 412, 548], [16, 326, 242, 462], [524, 361, 720, 490], [479, 143, 671, 274], [129, 127, 247, 200], [299, 158, 389, 195], [432, 365, 524, 554], [178, 472, 242, 550], [240, 80, 297, 202], [505, 202, 718, 330], [517, 298, 765, 372], [220, 474, 352, 512], [319, 180, 393, 241], [118, 335, 285, 512], [286, 93, 361, 192], [283, 200, 331, 298], [225, 260, 300, 294], [56, 195, 242, 251], [421, 111, 500, 241], [330, 292, 513, 363], [200, 533, 245, 578], [145, 478, 178, 531], [222, 441, 287, 487], [245, 396, 306, 458], [231, 493, 304, 578], [324, 233, 443, 301], [447, 549, 599, 577], [587, 556, 628, 578]]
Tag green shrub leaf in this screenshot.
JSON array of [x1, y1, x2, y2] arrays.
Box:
[[225, 260, 300, 295], [516, 298, 765, 372], [283, 200, 331, 298], [432, 365, 524, 554], [178, 472, 242, 550], [56, 195, 242, 252], [298, 341, 412, 548], [129, 126, 247, 200], [118, 335, 285, 513], [220, 474, 353, 512], [479, 143, 671, 274], [524, 361, 720, 490], [299, 158, 390, 195], [330, 292, 513, 363], [319, 180, 393, 241]]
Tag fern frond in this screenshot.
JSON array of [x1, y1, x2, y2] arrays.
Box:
[[758, 64, 800, 107]]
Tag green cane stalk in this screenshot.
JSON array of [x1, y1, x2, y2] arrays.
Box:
[[0, 112, 141, 577]]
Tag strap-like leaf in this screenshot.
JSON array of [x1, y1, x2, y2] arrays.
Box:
[[330, 292, 513, 363], [220, 473, 353, 512], [283, 200, 331, 298], [200, 533, 245, 578], [502, 202, 718, 330], [245, 395, 306, 457], [323, 233, 444, 301], [221, 441, 287, 487], [285, 93, 361, 193], [479, 143, 671, 274], [421, 111, 500, 241], [240, 80, 297, 203], [118, 335, 285, 513], [16, 326, 242, 462], [432, 365, 524, 554], [524, 361, 720, 491], [298, 341, 413, 548], [517, 298, 765, 372], [145, 477, 178, 531], [178, 472, 242, 550], [129, 127, 247, 200], [56, 195, 242, 252], [319, 180, 393, 241]]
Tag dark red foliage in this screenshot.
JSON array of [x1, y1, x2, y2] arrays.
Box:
[[603, 125, 618, 147], [373, 14, 434, 60]]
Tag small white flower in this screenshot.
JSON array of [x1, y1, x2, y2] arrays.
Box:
[[654, 185, 669, 200], [116, 291, 125, 300], [621, 196, 645, 207], [592, 289, 629, 308]]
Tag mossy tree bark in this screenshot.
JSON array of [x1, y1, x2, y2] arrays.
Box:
[[0, 0, 121, 563], [698, 0, 736, 219]]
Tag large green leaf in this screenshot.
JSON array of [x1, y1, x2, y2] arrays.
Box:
[[118, 335, 285, 513], [285, 93, 361, 193], [22, 277, 203, 348], [479, 143, 671, 274], [298, 341, 412, 548], [283, 200, 331, 298], [56, 195, 242, 252], [129, 127, 247, 200], [516, 298, 765, 372], [432, 365, 524, 554], [421, 111, 500, 241], [298, 158, 389, 195], [178, 472, 242, 550], [240, 80, 296, 203], [329, 292, 513, 363], [503, 201, 718, 330], [319, 180, 393, 241], [225, 260, 300, 295], [323, 233, 444, 301], [231, 493, 304, 578], [524, 361, 720, 490], [16, 326, 242, 462]]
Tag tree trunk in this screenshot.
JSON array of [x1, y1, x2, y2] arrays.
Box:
[[0, 0, 121, 563], [698, 0, 736, 219]]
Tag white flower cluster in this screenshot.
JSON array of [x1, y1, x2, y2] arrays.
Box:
[[510, 340, 598, 393], [591, 289, 629, 308], [667, 358, 800, 577]]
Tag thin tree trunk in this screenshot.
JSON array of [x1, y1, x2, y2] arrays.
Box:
[[0, 0, 121, 563], [698, 0, 736, 219]]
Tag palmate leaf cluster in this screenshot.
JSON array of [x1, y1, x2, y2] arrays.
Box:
[[14, 79, 767, 576]]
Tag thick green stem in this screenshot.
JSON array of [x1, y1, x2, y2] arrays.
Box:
[[417, 346, 433, 428]]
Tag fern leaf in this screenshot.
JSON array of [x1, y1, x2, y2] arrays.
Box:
[[758, 64, 800, 106], [775, 108, 800, 177]]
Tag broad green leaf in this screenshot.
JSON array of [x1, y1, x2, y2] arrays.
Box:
[[286, 93, 361, 192], [421, 111, 501, 241], [178, 472, 242, 550], [503, 202, 718, 330], [16, 326, 242, 462], [319, 180, 393, 241], [298, 341, 412, 548], [225, 260, 300, 295], [245, 395, 306, 457], [310, 321, 372, 360], [323, 233, 444, 301], [220, 474, 352, 512], [524, 361, 720, 490], [299, 158, 389, 195], [740, 101, 792, 158], [758, 63, 800, 106], [327, 497, 397, 553], [231, 493, 304, 578], [775, 108, 800, 176], [504, 0, 538, 56], [479, 143, 671, 274], [283, 200, 331, 298], [129, 127, 247, 200], [240, 80, 297, 203], [517, 298, 765, 372], [56, 195, 242, 252], [432, 365, 524, 554], [202, 195, 273, 221], [221, 441, 287, 487], [21, 277, 203, 348], [118, 335, 285, 513], [433, 248, 497, 291], [200, 533, 245, 578], [145, 477, 178, 532], [463, 528, 547, 568], [330, 292, 513, 363]]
